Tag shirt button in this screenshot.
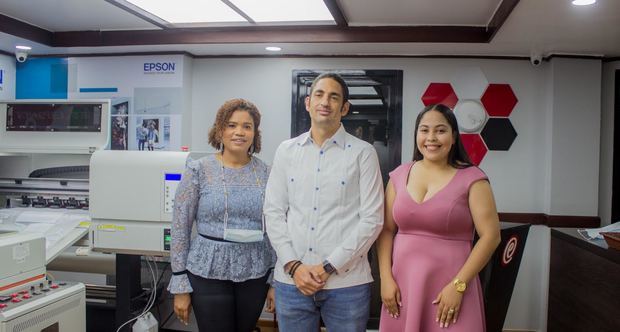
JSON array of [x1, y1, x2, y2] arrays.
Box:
[[311, 227, 315, 231], [291, 178, 294, 182], [341, 181, 345, 185], [317, 168, 320, 172], [347, 144, 351, 148], [320, 150, 324, 155], [309, 248, 313, 252], [333, 140, 337, 144], [313, 207, 317, 211], [315, 187, 319, 191]]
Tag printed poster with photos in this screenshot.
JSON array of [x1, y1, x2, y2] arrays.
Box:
[[66, 55, 185, 151], [108, 87, 182, 151]]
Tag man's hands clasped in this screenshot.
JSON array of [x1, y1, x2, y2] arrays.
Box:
[[286, 261, 331, 296]]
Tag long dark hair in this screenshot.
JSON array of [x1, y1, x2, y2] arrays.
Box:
[[412, 104, 472, 168]]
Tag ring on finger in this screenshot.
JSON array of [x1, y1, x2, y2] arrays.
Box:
[[448, 308, 455, 314]]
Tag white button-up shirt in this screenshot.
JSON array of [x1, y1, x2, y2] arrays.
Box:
[[264, 125, 384, 289]]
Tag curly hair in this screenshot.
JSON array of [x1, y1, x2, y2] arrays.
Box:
[[208, 98, 262, 154]]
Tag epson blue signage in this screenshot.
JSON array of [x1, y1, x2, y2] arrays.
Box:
[[143, 62, 176, 74]]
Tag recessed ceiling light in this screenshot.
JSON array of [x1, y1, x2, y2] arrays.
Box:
[[265, 46, 282, 52], [572, 0, 596, 5], [15, 45, 31, 50]]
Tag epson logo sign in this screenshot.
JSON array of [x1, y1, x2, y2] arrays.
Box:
[[143, 62, 176, 74]]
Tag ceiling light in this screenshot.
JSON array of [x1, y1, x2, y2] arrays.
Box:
[[349, 87, 378, 95], [265, 46, 282, 52], [230, 0, 334, 23], [349, 99, 384, 106], [126, 0, 246, 23], [15, 45, 32, 50], [572, 0, 596, 5]]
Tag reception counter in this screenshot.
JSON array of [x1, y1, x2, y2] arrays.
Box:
[[548, 228, 620, 331]]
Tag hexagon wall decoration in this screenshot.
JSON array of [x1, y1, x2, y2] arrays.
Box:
[[481, 84, 518, 117], [421, 71, 518, 165], [460, 133, 487, 166], [481, 118, 518, 151], [421, 83, 458, 109]]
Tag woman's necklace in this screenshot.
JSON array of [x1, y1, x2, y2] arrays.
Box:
[[218, 153, 263, 230]]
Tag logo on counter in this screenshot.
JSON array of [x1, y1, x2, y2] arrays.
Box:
[[501, 236, 519, 266], [143, 62, 176, 74]]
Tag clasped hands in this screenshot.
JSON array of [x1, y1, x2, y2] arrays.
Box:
[[288, 262, 330, 296]]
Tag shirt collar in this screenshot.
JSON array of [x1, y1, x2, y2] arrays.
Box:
[[299, 124, 347, 149]]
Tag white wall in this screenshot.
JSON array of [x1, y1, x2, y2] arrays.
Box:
[[190, 57, 602, 217], [548, 58, 601, 216], [600, 61, 619, 226]]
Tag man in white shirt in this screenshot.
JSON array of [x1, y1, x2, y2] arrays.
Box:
[[264, 72, 384, 332]]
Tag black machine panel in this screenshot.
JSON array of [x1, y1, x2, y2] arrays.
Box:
[[6, 103, 102, 132]]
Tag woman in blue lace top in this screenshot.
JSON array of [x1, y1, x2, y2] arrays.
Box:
[[168, 99, 276, 331]]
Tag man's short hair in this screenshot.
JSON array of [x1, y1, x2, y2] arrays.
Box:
[[309, 72, 349, 103]]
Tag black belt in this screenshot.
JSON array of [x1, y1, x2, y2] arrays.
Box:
[[198, 233, 235, 243]]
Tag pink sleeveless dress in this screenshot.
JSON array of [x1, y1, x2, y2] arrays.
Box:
[[379, 162, 487, 332]]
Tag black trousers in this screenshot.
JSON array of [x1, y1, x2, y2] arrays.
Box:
[[187, 272, 269, 332]]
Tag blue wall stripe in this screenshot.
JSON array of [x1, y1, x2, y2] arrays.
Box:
[[16, 58, 68, 99], [79, 87, 118, 93]]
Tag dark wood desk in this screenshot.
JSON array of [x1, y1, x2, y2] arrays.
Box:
[[548, 228, 620, 332]]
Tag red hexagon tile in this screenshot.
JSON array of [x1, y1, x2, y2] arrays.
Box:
[[481, 84, 518, 117], [460, 133, 487, 166], [421, 83, 458, 109]]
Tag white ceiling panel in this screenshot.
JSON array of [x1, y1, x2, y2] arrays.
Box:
[[339, 0, 501, 26], [0, 0, 158, 31]]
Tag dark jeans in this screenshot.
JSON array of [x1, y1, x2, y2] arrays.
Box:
[[138, 139, 146, 150], [188, 272, 269, 332]]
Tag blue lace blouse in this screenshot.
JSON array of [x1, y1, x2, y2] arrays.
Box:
[[167, 154, 276, 294]]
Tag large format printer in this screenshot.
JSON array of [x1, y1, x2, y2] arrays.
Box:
[[0, 233, 85, 332], [1, 99, 200, 331], [0, 99, 109, 331]]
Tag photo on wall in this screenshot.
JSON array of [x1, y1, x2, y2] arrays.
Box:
[[109, 98, 132, 150], [112, 101, 129, 115], [134, 116, 173, 151], [111, 115, 128, 150]]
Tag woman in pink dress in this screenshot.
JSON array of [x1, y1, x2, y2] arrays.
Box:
[[377, 103, 501, 331]]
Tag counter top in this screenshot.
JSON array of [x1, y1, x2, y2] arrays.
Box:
[[551, 227, 620, 265]]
